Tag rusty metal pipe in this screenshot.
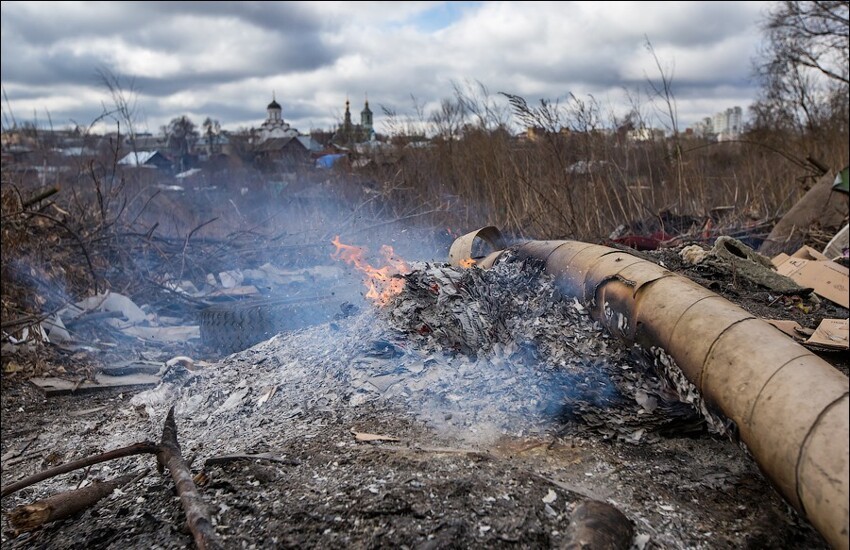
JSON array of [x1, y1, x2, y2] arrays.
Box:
[[450, 230, 849, 549]]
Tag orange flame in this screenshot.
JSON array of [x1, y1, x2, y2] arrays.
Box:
[[331, 236, 411, 306], [459, 257, 476, 268]]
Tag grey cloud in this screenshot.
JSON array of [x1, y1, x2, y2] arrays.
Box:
[[1, 1, 325, 47], [1, 2, 769, 133], [0, 42, 111, 90], [2, 1, 341, 89]]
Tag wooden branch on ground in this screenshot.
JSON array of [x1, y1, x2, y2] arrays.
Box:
[[7, 472, 141, 532], [22, 186, 60, 209], [1, 441, 159, 498], [1, 408, 222, 550], [157, 406, 221, 550], [204, 452, 301, 467]]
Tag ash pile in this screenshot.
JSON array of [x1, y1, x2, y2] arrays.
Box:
[[134, 252, 709, 450], [378, 252, 706, 443]]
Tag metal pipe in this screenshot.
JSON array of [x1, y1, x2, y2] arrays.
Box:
[[450, 230, 849, 549]]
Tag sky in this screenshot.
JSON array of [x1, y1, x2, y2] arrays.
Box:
[[1, 1, 774, 136]]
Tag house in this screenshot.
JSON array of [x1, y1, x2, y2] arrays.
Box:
[[117, 150, 172, 169], [253, 136, 310, 171], [626, 127, 665, 142]]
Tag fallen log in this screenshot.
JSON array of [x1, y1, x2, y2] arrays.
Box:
[[451, 227, 849, 550]]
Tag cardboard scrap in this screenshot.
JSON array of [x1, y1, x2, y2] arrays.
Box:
[[72, 292, 147, 323], [766, 320, 812, 340], [766, 318, 848, 350], [772, 248, 849, 308], [351, 429, 401, 442], [808, 318, 849, 349], [790, 245, 830, 261]]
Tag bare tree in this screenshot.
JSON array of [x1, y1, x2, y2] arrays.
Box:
[[430, 97, 467, 142], [202, 117, 222, 155], [379, 95, 429, 144], [96, 67, 141, 146], [753, 1, 849, 130], [643, 37, 679, 139], [163, 115, 199, 171], [451, 79, 512, 132], [767, 1, 849, 85]]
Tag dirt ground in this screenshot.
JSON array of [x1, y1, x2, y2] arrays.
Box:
[[1, 241, 846, 549]]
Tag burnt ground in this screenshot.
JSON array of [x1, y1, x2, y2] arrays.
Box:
[[1, 243, 847, 550]]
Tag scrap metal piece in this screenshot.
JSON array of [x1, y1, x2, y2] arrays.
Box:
[[448, 226, 506, 267]]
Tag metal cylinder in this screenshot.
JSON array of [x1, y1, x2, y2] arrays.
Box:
[[452, 230, 849, 550]]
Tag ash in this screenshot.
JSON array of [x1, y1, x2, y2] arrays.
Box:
[[382, 253, 704, 443], [134, 253, 704, 448]]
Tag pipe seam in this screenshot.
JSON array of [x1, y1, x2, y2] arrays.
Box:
[[696, 315, 757, 393], [632, 273, 674, 299], [745, 351, 817, 428]]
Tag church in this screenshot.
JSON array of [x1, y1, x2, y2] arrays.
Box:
[[253, 95, 320, 171], [331, 98, 375, 147], [257, 94, 299, 143]]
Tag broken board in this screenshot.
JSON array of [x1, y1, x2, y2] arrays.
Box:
[[29, 373, 160, 396]]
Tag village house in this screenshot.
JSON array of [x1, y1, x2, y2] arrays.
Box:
[[117, 150, 172, 170]]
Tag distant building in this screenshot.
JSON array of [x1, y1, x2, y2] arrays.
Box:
[[117, 150, 171, 170], [254, 136, 311, 171], [125, 132, 165, 150], [690, 107, 743, 141], [626, 127, 665, 142], [332, 98, 375, 147], [525, 126, 546, 142], [714, 106, 743, 141], [258, 94, 299, 143], [690, 117, 714, 139]]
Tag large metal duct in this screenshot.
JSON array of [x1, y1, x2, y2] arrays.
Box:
[[450, 228, 849, 550]]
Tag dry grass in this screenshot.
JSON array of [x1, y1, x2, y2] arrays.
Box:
[[357, 123, 848, 243]]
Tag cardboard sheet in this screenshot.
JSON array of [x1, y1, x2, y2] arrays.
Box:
[[767, 318, 848, 350], [772, 248, 849, 308]]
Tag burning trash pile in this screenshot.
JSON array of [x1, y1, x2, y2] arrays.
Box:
[[380, 252, 708, 443], [131, 245, 711, 449]]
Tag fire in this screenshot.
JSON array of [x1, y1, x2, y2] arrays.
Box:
[[459, 257, 477, 268], [331, 236, 411, 306]]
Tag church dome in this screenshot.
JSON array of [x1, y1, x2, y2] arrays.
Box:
[[267, 99, 281, 110]]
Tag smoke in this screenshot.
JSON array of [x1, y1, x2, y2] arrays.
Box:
[[209, 252, 699, 446]]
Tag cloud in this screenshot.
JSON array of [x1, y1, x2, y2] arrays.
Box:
[[1, 1, 768, 133]]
